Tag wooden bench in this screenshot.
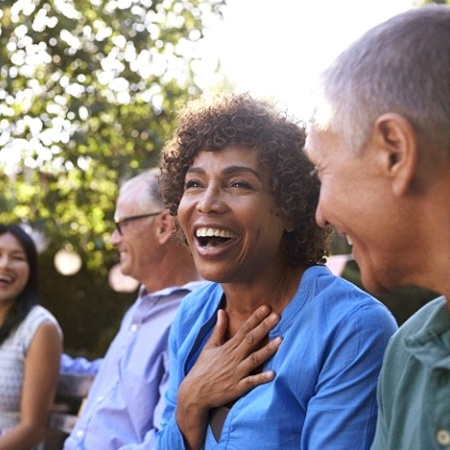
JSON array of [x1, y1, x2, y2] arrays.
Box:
[[43, 373, 94, 450]]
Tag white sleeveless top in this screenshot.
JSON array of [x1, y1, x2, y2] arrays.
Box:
[[0, 305, 62, 434]]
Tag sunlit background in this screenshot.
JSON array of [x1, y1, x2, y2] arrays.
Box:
[[199, 0, 413, 119], [2, 0, 439, 357]]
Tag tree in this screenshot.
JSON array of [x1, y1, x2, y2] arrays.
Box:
[[0, 0, 224, 267], [0, 0, 224, 355]]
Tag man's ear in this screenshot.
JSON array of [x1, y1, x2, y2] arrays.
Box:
[[374, 113, 418, 197], [156, 211, 176, 245]]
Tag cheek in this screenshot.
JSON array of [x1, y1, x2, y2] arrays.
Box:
[[321, 175, 351, 208], [17, 265, 30, 290], [177, 197, 191, 233]]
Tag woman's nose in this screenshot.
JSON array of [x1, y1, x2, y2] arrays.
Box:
[[196, 185, 225, 214], [0, 255, 10, 267]]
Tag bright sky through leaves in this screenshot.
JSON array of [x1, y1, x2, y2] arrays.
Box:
[[201, 0, 414, 119]]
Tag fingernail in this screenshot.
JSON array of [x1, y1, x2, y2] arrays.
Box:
[[269, 312, 280, 323]]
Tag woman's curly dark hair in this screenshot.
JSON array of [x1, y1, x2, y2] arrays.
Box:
[[159, 93, 330, 266]]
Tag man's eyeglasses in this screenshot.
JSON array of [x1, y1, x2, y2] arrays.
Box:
[[114, 212, 162, 235]]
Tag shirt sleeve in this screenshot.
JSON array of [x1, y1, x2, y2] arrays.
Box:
[[300, 302, 397, 449], [156, 310, 189, 450], [60, 353, 103, 375]]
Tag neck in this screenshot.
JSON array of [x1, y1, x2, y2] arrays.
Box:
[[142, 247, 201, 294], [222, 264, 306, 317], [401, 166, 450, 304]]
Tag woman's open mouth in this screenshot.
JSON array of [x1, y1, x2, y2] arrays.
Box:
[[195, 227, 239, 248]]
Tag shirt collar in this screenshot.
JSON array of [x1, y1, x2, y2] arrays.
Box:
[[405, 296, 450, 369], [138, 280, 207, 299]]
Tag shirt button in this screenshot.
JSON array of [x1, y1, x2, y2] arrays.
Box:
[[130, 324, 138, 332], [436, 429, 450, 446], [97, 395, 104, 403], [76, 430, 84, 438]]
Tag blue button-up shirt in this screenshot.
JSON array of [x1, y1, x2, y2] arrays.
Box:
[[158, 266, 398, 449], [63, 281, 205, 450]]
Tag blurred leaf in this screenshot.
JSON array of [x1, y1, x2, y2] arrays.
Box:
[[0, 0, 225, 354]]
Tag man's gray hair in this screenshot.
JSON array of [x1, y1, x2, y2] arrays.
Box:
[[312, 5, 450, 157], [120, 168, 164, 211]]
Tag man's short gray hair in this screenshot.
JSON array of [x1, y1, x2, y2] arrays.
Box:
[[120, 168, 164, 211], [313, 5, 450, 158]]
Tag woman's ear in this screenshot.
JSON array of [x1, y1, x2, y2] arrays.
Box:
[[283, 215, 296, 233], [373, 113, 418, 197]]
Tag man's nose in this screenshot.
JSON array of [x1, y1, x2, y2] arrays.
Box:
[[315, 201, 330, 229], [110, 228, 121, 245]]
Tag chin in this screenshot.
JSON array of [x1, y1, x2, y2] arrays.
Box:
[[197, 267, 230, 284]]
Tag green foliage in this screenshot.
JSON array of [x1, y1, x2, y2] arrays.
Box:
[[0, 0, 224, 354], [0, 0, 224, 270]]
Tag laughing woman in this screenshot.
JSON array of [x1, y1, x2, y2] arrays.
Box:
[[0, 225, 62, 450], [157, 93, 397, 450]]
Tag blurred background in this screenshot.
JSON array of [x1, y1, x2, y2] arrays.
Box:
[[0, 0, 443, 358]]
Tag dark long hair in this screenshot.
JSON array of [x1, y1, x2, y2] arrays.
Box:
[[0, 225, 38, 346]]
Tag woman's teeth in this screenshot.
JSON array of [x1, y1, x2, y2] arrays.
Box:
[[195, 228, 237, 239]]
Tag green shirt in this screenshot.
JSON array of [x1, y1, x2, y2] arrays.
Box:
[[371, 296, 450, 450]]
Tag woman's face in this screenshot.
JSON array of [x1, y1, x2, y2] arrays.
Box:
[[0, 232, 30, 308], [178, 145, 289, 284]]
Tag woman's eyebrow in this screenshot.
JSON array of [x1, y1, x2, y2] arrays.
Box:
[[222, 166, 262, 180], [187, 165, 262, 180], [186, 166, 204, 175]]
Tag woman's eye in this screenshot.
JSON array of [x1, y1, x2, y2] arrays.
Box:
[[185, 179, 201, 190], [230, 180, 252, 189]]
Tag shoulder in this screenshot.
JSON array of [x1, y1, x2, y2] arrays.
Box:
[[0, 306, 61, 357], [26, 304, 57, 320], [171, 282, 222, 333], [27, 319, 63, 360], [303, 265, 396, 322], [400, 295, 446, 332], [388, 296, 447, 349], [376, 297, 448, 415], [19, 306, 63, 353], [377, 297, 447, 391], [26, 305, 62, 334]]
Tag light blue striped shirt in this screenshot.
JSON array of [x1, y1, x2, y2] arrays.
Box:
[[63, 281, 205, 450]]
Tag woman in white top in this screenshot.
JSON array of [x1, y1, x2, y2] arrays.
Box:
[[0, 224, 62, 449]]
